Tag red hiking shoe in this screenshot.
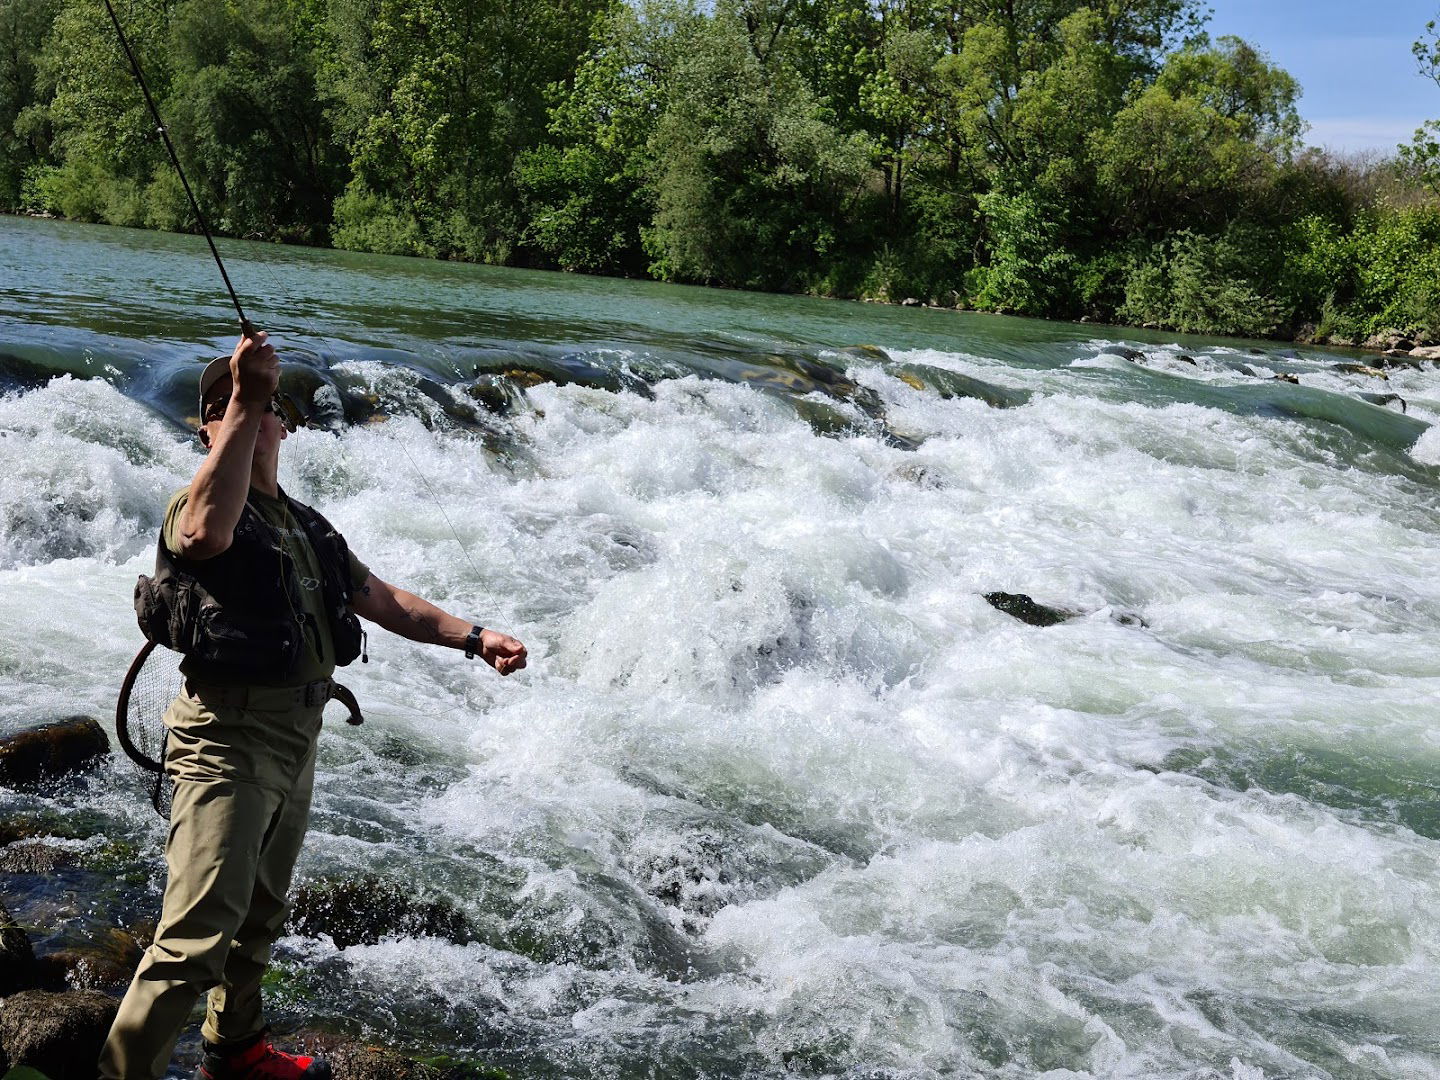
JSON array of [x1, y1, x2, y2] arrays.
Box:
[[192, 1031, 332, 1079]]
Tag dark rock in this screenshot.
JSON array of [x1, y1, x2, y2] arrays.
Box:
[[1375, 353, 1423, 370], [34, 929, 143, 992], [1271, 373, 1299, 385], [288, 875, 474, 948], [0, 841, 79, 875], [1272, 348, 1302, 360], [1383, 348, 1412, 359], [294, 1031, 446, 1080], [1336, 363, 1388, 379], [0, 717, 109, 789], [0, 989, 117, 1078], [1, 901, 37, 997], [1357, 392, 1407, 413], [984, 593, 1078, 628], [1110, 610, 1150, 629], [1106, 346, 1144, 362], [836, 345, 890, 363], [1363, 330, 1415, 352], [1175, 355, 1197, 365]]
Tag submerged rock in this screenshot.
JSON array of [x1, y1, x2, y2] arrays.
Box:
[[33, 928, 143, 992], [288, 875, 474, 948], [292, 1031, 464, 1080], [984, 593, 1147, 629], [0, 717, 109, 789], [0, 842, 78, 874], [983, 592, 1079, 627], [1335, 363, 1387, 379], [891, 364, 1030, 409], [0, 989, 116, 1078], [0, 901, 37, 997], [1357, 392, 1407, 413], [1105, 346, 1145, 361]]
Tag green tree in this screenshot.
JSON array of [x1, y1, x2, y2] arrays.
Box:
[[0, 0, 61, 208]]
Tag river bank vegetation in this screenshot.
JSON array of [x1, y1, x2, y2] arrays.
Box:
[[3, 0, 1439, 344]]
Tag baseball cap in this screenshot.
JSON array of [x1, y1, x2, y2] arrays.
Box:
[[197, 355, 233, 419]]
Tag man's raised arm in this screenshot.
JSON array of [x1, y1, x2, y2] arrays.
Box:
[[175, 332, 278, 560]]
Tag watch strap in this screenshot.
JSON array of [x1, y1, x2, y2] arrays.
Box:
[[464, 625, 485, 659]]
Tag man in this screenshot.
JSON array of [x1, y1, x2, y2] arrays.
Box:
[[100, 331, 527, 1080]]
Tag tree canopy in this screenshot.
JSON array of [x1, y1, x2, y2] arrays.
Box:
[[3, 0, 1438, 343]]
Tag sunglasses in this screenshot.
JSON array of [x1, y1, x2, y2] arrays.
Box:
[[203, 394, 298, 431]]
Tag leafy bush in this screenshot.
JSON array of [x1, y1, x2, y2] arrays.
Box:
[[330, 183, 434, 257], [1119, 229, 1282, 336]]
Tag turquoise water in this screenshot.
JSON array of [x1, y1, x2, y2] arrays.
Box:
[[2, 215, 1439, 1078]]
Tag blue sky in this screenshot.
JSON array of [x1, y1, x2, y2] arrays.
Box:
[[1202, 0, 1437, 153]]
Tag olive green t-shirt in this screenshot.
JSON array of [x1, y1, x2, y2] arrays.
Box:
[[163, 487, 370, 686]]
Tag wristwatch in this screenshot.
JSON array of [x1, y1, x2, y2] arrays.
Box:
[[464, 625, 485, 659]]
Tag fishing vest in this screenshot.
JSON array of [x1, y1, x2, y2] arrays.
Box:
[[134, 495, 364, 686]]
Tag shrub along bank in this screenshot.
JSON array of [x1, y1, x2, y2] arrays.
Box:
[[3, 0, 1439, 345]]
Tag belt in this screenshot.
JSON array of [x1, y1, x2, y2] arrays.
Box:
[[185, 678, 364, 725], [186, 678, 335, 710]]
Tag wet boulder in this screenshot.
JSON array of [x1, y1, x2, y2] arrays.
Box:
[[1, 901, 37, 997], [984, 593, 1148, 629], [1335, 363, 1387, 379], [0, 718, 109, 789], [0, 989, 116, 1078], [288, 875, 474, 948], [294, 1032, 448, 1080], [1105, 346, 1145, 361], [32, 928, 143, 992], [1357, 392, 1407, 413], [984, 592, 1079, 627], [0, 842, 78, 874]]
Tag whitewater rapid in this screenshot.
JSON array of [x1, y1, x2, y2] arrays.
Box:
[[3, 318, 1440, 1077]]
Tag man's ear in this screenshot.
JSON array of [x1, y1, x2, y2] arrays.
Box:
[[197, 427, 211, 449]]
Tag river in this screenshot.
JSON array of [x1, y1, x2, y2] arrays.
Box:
[[2, 214, 1439, 1078]]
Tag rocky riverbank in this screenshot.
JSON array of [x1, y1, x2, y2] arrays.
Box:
[[0, 720, 508, 1080]]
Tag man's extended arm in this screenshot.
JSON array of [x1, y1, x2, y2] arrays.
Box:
[[175, 333, 277, 559], [351, 573, 527, 675]]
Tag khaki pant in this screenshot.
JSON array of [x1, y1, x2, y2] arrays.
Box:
[[99, 683, 326, 1080]]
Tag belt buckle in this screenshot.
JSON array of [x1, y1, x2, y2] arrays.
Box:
[[303, 681, 330, 708]]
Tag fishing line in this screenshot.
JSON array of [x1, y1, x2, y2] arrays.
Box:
[[102, 0, 488, 581]]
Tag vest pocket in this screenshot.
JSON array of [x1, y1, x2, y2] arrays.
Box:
[[193, 603, 302, 675]]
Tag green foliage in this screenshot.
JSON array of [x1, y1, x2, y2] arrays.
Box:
[[970, 189, 1074, 314], [331, 182, 433, 256], [2, 0, 1437, 343], [1119, 228, 1283, 336]]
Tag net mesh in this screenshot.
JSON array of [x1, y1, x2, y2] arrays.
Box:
[[119, 643, 183, 817]]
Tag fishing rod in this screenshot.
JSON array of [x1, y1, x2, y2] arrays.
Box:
[[101, 0, 486, 586], [100, 0, 255, 339]]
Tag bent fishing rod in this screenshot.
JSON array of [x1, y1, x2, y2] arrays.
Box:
[[102, 0, 488, 584], [100, 0, 255, 340]]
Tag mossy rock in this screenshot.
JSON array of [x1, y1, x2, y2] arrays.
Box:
[[288, 875, 474, 948], [0, 901, 37, 997], [0, 990, 116, 1079]]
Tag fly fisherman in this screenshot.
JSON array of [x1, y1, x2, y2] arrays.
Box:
[[100, 331, 527, 1080]]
